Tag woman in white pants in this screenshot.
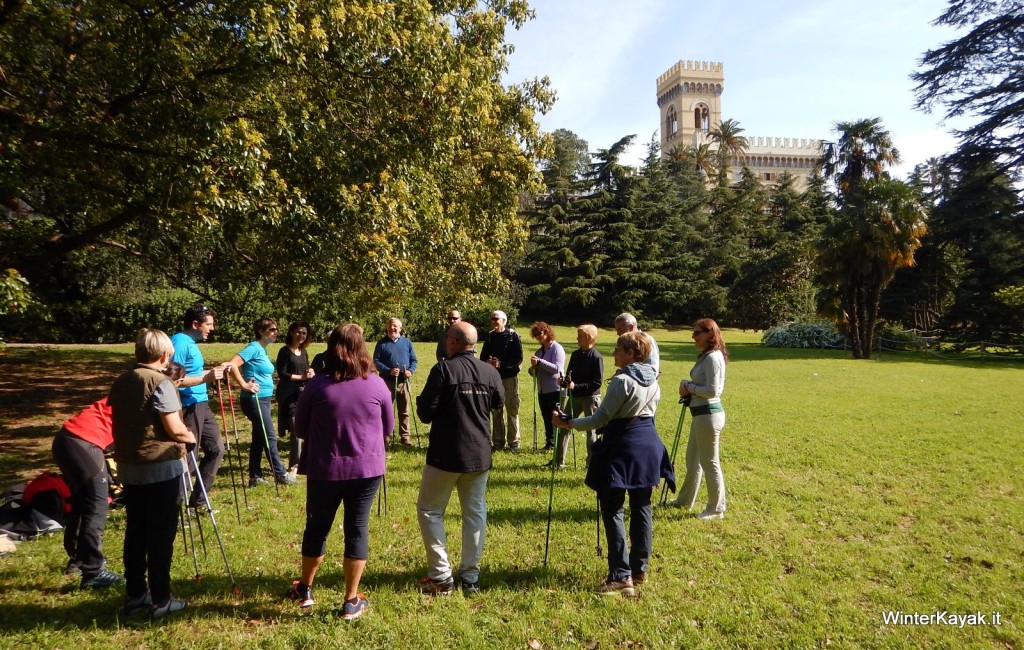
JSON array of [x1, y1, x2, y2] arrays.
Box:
[[672, 318, 728, 519]]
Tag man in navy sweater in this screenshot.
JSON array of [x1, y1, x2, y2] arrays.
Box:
[[373, 318, 418, 445]]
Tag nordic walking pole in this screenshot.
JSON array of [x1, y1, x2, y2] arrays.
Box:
[[392, 372, 400, 445], [183, 454, 208, 559], [659, 398, 688, 506], [180, 472, 201, 581], [406, 374, 421, 447], [595, 494, 603, 557], [189, 448, 239, 593], [215, 376, 243, 524], [224, 378, 250, 510], [377, 475, 388, 517], [543, 425, 560, 567], [532, 373, 538, 451], [564, 372, 577, 469], [250, 390, 281, 497]]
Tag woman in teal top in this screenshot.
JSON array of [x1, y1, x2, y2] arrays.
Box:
[[228, 317, 296, 487]]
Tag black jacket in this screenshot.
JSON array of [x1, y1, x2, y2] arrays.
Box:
[[567, 347, 604, 397], [479, 328, 523, 379], [416, 351, 504, 473]]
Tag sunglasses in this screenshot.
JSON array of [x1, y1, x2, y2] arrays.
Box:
[[692, 329, 710, 335], [448, 317, 460, 322], [490, 317, 500, 321], [267, 327, 279, 333]]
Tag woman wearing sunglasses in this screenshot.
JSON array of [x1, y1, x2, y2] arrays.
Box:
[[228, 317, 296, 487], [671, 318, 728, 519]]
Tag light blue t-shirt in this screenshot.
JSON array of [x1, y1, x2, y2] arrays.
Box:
[[238, 341, 275, 398], [171, 331, 207, 406]]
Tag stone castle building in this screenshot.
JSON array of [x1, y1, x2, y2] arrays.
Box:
[[656, 60, 821, 188]]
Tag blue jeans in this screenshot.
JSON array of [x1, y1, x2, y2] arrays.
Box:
[[599, 487, 653, 582], [241, 396, 286, 479]]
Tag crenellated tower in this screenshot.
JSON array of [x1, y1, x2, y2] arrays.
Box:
[[656, 59, 822, 189], [656, 59, 724, 150]]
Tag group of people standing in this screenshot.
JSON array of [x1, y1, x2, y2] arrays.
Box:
[[49, 304, 730, 621]]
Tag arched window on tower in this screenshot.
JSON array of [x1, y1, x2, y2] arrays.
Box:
[[694, 104, 710, 133], [666, 106, 679, 139]]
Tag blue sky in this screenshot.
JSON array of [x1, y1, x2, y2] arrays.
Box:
[[503, 0, 964, 178]]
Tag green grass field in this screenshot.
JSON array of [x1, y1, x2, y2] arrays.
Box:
[[0, 326, 1021, 649]]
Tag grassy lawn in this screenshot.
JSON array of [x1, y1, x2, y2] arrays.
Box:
[[0, 326, 1021, 649]]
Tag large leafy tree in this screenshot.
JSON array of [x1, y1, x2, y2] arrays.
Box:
[[913, 0, 1024, 177], [0, 0, 552, 330]]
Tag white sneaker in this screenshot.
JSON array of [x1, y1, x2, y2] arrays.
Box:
[[696, 510, 724, 520]]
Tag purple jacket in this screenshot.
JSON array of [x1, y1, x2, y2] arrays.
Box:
[[294, 373, 393, 481]]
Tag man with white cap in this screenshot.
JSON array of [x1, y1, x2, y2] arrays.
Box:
[[479, 310, 523, 451]]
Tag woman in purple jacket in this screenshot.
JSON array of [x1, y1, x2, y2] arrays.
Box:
[[285, 323, 393, 621]]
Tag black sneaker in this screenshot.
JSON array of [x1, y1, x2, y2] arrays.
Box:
[[459, 578, 480, 596], [416, 575, 455, 596], [509, 443, 520, 452], [121, 591, 153, 617], [82, 568, 124, 589], [285, 580, 315, 608]]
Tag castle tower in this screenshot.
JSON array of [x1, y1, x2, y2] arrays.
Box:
[[656, 60, 724, 151], [656, 59, 823, 189]]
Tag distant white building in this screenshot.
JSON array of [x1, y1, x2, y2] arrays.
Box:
[[656, 60, 822, 189]]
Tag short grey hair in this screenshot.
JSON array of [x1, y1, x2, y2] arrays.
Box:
[[614, 313, 637, 329]]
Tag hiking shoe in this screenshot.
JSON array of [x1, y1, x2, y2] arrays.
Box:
[[248, 476, 268, 487], [632, 572, 647, 587], [696, 510, 724, 520], [339, 594, 369, 620], [121, 591, 153, 617], [285, 580, 315, 609], [596, 577, 636, 597], [459, 578, 480, 596], [276, 473, 298, 486], [151, 597, 187, 620], [509, 443, 520, 452], [82, 568, 124, 589], [65, 560, 82, 577], [417, 575, 455, 595]]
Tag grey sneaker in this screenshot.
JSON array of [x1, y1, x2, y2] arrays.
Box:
[[121, 591, 153, 617], [276, 473, 298, 486], [459, 578, 480, 596], [65, 560, 82, 577], [248, 476, 269, 487], [151, 597, 187, 620]]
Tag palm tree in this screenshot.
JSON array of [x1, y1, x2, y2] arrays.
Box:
[[821, 117, 900, 198], [817, 178, 927, 358], [709, 118, 748, 186]]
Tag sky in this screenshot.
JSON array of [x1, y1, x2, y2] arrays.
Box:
[[503, 0, 965, 179]]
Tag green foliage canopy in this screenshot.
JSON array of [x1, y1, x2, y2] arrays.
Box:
[[0, 0, 553, 329]]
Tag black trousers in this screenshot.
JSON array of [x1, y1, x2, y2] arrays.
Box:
[[302, 476, 382, 559], [182, 401, 223, 506], [538, 391, 560, 447], [123, 476, 181, 604], [51, 429, 109, 579]]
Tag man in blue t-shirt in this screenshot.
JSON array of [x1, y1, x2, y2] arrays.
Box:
[[373, 318, 418, 446], [171, 304, 229, 509]]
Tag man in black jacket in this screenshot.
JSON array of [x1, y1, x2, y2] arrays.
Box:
[[479, 310, 523, 451], [415, 321, 504, 596]]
